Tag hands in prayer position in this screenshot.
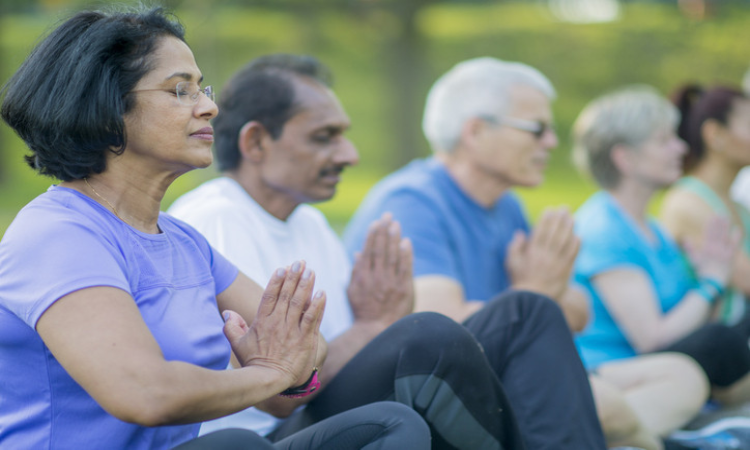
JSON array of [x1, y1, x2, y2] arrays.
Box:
[[684, 215, 740, 286], [507, 206, 580, 302], [347, 213, 414, 327], [224, 261, 326, 388]]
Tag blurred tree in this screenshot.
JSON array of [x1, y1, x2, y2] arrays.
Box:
[[377, 0, 434, 167], [200, 0, 443, 168]]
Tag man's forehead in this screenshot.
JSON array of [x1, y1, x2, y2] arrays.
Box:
[[288, 78, 351, 129]]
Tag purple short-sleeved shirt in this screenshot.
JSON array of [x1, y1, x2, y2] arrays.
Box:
[[0, 186, 239, 449]]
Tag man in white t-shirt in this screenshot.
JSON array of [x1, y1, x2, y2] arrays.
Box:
[[169, 54, 605, 449]]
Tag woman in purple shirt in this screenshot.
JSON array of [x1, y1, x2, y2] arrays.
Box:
[[0, 7, 429, 449]]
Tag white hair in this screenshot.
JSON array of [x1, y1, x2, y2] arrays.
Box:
[[422, 57, 556, 153]]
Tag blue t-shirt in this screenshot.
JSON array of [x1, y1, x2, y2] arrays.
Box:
[[344, 157, 529, 301], [0, 186, 238, 449], [574, 191, 695, 368]]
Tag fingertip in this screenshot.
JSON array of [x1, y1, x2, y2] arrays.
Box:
[[311, 290, 326, 312], [368, 219, 382, 235], [509, 230, 526, 250], [221, 310, 244, 329], [388, 221, 400, 236], [317, 291, 327, 307]]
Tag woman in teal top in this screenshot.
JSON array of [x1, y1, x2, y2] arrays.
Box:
[[572, 85, 750, 406], [574, 191, 694, 368], [660, 85, 750, 326]]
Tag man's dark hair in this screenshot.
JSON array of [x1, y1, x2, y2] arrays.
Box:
[[213, 54, 334, 172], [0, 6, 185, 181]]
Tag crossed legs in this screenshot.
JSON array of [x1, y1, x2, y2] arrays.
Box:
[[592, 353, 710, 449]]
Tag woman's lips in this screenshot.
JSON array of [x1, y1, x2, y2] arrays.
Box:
[[190, 127, 214, 141]]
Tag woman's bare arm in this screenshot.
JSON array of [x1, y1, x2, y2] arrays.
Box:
[[37, 266, 323, 426]]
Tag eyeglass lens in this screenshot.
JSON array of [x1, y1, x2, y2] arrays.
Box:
[[176, 81, 215, 105]]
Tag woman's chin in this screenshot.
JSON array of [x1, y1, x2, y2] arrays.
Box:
[[187, 150, 214, 170]]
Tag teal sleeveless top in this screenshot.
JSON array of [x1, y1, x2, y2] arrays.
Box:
[[672, 176, 750, 324]]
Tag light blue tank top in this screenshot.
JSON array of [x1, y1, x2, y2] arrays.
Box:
[[673, 176, 750, 324]]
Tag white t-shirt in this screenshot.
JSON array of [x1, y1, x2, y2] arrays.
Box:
[[732, 166, 750, 209], [168, 177, 354, 437]]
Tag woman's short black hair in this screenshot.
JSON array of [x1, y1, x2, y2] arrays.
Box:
[[0, 6, 185, 181], [213, 54, 334, 172]]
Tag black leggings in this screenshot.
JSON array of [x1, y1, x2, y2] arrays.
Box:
[[663, 319, 750, 387], [173, 402, 430, 449], [270, 292, 607, 450], [463, 291, 606, 450]]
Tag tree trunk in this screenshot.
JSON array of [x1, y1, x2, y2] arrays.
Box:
[[384, 1, 430, 170]]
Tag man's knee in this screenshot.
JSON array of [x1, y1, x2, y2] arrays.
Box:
[[396, 312, 482, 351], [391, 312, 488, 368], [485, 290, 567, 327]]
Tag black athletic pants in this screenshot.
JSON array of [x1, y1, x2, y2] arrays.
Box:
[[463, 290, 606, 450], [270, 291, 607, 450], [663, 314, 750, 387], [174, 402, 430, 449]]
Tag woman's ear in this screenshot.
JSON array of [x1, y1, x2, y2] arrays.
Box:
[[610, 143, 634, 175], [238, 121, 267, 163]]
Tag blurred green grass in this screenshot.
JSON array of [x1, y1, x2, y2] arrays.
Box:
[[1, 1, 747, 237]]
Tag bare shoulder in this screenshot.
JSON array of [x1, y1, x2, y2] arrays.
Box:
[[659, 187, 713, 242]]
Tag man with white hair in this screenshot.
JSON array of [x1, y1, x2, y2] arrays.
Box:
[[345, 57, 586, 328], [344, 57, 611, 448]]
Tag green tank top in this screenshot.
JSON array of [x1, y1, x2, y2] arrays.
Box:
[[673, 176, 750, 324]]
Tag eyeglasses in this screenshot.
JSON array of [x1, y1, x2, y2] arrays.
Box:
[[131, 81, 215, 106], [480, 115, 555, 140]]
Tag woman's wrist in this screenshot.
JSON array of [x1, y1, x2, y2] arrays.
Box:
[[694, 276, 725, 304], [278, 367, 320, 398]]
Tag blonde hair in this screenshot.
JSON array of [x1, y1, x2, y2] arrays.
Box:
[[572, 85, 679, 189]]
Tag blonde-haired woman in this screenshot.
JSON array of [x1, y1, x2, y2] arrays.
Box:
[[572, 85, 750, 448]]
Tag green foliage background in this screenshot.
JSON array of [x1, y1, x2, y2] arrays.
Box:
[[1, 1, 749, 236]]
